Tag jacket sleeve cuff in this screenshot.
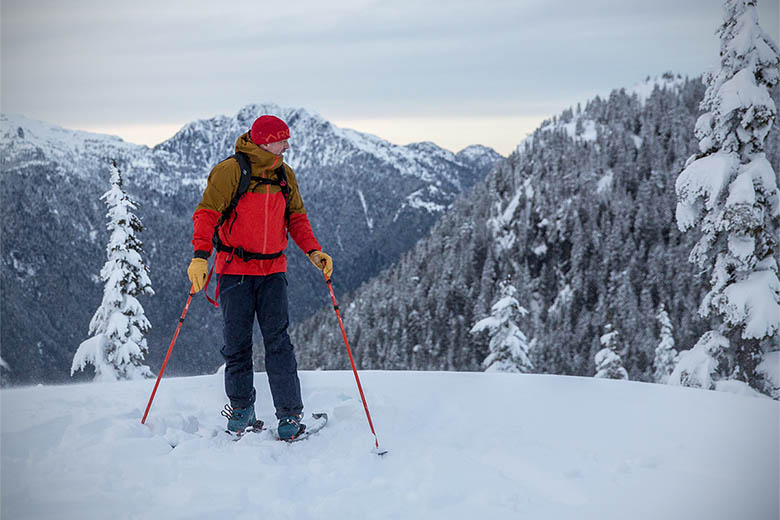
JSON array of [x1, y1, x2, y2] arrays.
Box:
[[193, 250, 210, 259], [306, 249, 319, 256]]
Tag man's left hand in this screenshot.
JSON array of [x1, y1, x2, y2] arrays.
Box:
[[308, 250, 333, 279]]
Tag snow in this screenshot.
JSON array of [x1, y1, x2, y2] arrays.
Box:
[[717, 68, 776, 125], [403, 187, 447, 213], [596, 170, 614, 194], [669, 330, 729, 390], [70, 335, 111, 380], [523, 177, 534, 199], [744, 153, 780, 218], [721, 260, 780, 339], [2, 371, 777, 520], [725, 168, 756, 207], [356, 189, 374, 231], [628, 74, 686, 104], [10, 255, 36, 278], [561, 119, 598, 142], [675, 151, 739, 231], [594, 348, 629, 380], [757, 351, 780, 398], [0, 113, 144, 172]]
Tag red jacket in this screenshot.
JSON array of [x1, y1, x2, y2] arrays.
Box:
[[192, 132, 321, 276]]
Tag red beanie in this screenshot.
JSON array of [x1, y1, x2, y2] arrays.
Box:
[[250, 115, 290, 145]]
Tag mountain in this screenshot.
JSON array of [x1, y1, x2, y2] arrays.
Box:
[[290, 76, 780, 384], [0, 105, 501, 385], [1, 371, 777, 519]]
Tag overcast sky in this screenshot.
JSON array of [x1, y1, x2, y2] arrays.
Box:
[[2, 0, 778, 155]]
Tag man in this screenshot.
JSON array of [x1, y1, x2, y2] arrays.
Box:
[[187, 115, 333, 440]]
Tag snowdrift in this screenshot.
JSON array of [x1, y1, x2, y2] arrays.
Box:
[[1, 371, 777, 519]]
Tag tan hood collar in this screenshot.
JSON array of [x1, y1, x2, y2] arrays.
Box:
[[235, 132, 283, 170]]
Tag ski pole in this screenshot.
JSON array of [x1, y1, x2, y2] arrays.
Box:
[[141, 290, 195, 424], [322, 268, 387, 455]]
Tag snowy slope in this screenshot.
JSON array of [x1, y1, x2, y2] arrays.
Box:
[[2, 371, 777, 519]]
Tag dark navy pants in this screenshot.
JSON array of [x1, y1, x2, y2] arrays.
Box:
[[219, 272, 303, 419]]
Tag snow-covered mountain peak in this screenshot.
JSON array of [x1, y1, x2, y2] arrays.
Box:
[[234, 102, 327, 128], [150, 102, 499, 190], [1, 113, 146, 169], [457, 144, 501, 160]]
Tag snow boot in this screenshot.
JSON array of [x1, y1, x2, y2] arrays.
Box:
[[277, 414, 305, 440], [222, 404, 257, 433]]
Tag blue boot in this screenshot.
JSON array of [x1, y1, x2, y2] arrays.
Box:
[[277, 414, 305, 440], [222, 404, 256, 433]]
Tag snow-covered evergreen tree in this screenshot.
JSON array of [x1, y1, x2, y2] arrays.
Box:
[[470, 281, 533, 373], [674, 0, 780, 394], [668, 330, 730, 390], [0, 356, 10, 387], [594, 324, 629, 380], [72, 160, 154, 381], [654, 304, 678, 383]]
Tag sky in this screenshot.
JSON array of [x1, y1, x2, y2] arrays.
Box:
[[2, 0, 778, 156]]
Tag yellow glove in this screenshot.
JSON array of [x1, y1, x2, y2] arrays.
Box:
[[187, 258, 209, 293], [308, 250, 333, 280]]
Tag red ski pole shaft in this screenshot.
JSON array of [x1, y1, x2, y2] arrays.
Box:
[[324, 271, 383, 449], [141, 291, 195, 424]]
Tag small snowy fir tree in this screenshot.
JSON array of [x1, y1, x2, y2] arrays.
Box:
[[0, 355, 10, 386], [72, 161, 154, 381], [674, 0, 780, 394], [594, 324, 629, 380], [653, 304, 678, 384], [669, 331, 730, 390], [470, 282, 533, 373]]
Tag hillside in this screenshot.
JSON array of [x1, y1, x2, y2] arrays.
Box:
[[1, 371, 777, 519], [291, 76, 780, 383]]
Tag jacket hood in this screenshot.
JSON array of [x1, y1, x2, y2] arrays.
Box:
[[235, 132, 283, 170]]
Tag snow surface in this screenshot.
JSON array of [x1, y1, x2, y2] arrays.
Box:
[[628, 74, 686, 104], [1, 371, 777, 520], [596, 170, 614, 194]]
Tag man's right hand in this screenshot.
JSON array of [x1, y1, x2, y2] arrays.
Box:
[[187, 258, 209, 293]]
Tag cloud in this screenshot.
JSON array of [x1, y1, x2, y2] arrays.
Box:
[[2, 0, 777, 152]]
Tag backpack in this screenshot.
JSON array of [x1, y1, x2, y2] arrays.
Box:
[[211, 151, 292, 262]]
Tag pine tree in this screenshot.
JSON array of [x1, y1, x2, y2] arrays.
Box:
[[654, 304, 678, 383], [674, 0, 780, 393], [0, 356, 10, 387], [668, 331, 729, 390], [594, 323, 629, 380], [470, 281, 533, 373], [72, 160, 155, 381]]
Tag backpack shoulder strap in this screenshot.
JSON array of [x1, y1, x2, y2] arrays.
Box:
[[233, 152, 252, 198], [274, 164, 291, 220], [218, 152, 252, 225]]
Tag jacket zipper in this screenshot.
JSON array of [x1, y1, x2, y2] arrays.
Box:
[[262, 156, 280, 254]]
